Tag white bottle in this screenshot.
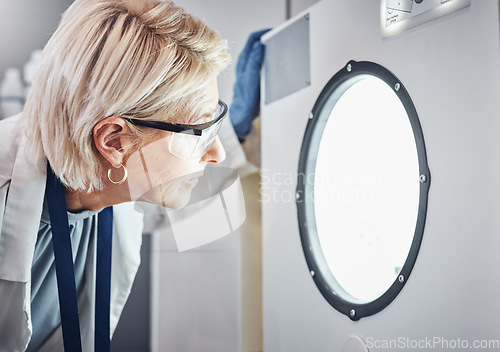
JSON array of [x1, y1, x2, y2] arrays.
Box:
[[23, 49, 43, 99], [0, 68, 24, 120]]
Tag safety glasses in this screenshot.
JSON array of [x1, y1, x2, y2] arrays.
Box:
[[123, 100, 228, 160]]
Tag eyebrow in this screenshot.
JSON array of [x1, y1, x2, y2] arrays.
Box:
[[198, 100, 220, 122]]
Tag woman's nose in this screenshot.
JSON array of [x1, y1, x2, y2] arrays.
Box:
[[200, 136, 226, 164]]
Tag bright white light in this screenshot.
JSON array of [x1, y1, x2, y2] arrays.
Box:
[[314, 76, 420, 302]]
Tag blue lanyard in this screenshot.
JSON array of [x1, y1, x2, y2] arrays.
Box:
[[46, 165, 113, 352]]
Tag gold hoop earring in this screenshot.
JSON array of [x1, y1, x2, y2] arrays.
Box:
[[107, 164, 128, 185]]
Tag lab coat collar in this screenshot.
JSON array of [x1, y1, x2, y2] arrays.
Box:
[[0, 115, 46, 282]]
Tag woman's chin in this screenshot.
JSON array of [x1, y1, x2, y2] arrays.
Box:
[[162, 186, 195, 209], [134, 177, 199, 210]]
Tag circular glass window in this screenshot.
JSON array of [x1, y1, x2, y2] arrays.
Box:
[[296, 61, 430, 320]]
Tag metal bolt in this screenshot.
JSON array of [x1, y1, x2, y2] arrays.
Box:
[[398, 275, 405, 283], [305, 14, 310, 20], [296, 192, 301, 200], [419, 174, 427, 183], [310, 270, 315, 277], [394, 83, 401, 91], [350, 309, 356, 318], [347, 64, 352, 72], [308, 112, 314, 119]]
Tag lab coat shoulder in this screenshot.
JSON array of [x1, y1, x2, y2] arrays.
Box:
[[0, 115, 23, 186], [0, 113, 45, 283], [0, 115, 22, 239], [0, 114, 39, 352]]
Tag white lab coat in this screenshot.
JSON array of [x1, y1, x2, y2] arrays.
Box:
[[0, 114, 144, 352]]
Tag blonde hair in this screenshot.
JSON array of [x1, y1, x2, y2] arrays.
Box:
[[24, 0, 230, 191]]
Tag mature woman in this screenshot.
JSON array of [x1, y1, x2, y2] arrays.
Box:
[[0, 0, 230, 350]]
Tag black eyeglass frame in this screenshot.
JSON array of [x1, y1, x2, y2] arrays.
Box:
[[122, 100, 228, 136]]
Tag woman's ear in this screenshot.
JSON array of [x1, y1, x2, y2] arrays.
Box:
[[93, 117, 135, 167]]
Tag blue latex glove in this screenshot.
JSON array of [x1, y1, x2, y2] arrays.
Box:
[[229, 28, 271, 140]]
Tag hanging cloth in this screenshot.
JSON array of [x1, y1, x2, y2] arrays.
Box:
[[229, 28, 271, 140]]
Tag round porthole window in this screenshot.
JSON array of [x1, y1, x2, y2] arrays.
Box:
[[296, 61, 430, 320]]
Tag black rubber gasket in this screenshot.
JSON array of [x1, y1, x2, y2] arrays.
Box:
[[296, 60, 431, 321]]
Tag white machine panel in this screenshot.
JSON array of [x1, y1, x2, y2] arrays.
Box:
[[261, 1, 500, 351]]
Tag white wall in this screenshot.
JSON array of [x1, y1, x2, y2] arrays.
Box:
[[175, 0, 286, 103], [0, 0, 72, 81], [290, 0, 320, 18]]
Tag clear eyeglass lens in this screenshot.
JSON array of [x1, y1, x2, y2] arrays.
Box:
[[169, 132, 200, 160], [169, 102, 226, 160], [169, 120, 224, 160]]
